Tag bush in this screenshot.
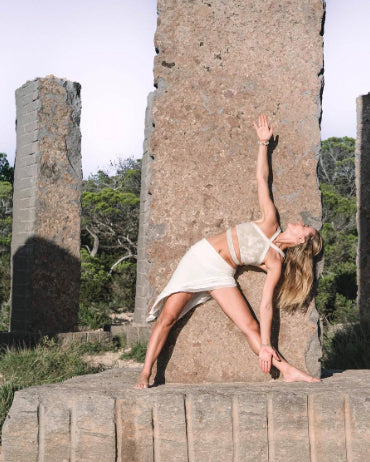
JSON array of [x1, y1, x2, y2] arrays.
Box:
[[109, 261, 137, 311], [121, 341, 147, 363], [322, 323, 370, 369], [77, 302, 111, 330]]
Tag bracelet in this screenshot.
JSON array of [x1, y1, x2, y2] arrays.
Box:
[[258, 140, 269, 146], [261, 343, 271, 347]]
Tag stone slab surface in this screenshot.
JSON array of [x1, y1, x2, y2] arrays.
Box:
[[2, 368, 370, 462], [135, 0, 325, 382]]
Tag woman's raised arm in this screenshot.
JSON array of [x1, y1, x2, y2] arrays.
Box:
[[252, 115, 277, 225]]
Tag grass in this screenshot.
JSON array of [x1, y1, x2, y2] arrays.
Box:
[[0, 332, 146, 444], [0, 334, 129, 444], [120, 341, 147, 363]]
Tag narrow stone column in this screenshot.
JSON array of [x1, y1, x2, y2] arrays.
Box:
[[135, 0, 325, 382], [356, 93, 370, 327], [10, 76, 82, 333]]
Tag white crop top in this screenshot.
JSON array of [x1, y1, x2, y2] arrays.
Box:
[[226, 222, 285, 266]]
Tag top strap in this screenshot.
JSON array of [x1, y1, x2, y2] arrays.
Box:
[[268, 227, 282, 243], [268, 227, 285, 258], [226, 228, 240, 266], [269, 242, 285, 258]]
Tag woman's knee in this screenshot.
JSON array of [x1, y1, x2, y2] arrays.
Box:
[[239, 318, 259, 337], [156, 311, 179, 328]]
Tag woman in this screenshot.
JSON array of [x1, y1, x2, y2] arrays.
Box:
[[135, 114, 323, 389]]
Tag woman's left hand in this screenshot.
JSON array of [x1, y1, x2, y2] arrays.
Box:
[[253, 114, 273, 142], [259, 345, 281, 374]]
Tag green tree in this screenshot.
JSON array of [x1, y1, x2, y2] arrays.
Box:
[[317, 137, 355, 197], [0, 154, 13, 324], [0, 153, 14, 185], [316, 138, 358, 325], [79, 157, 141, 322]]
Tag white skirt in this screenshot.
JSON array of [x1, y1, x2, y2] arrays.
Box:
[[146, 238, 237, 323]]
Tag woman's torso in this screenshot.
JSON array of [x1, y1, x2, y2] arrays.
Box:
[[206, 221, 284, 270]]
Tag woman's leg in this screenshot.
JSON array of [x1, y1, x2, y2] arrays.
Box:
[[209, 286, 321, 382], [134, 291, 194, 388]]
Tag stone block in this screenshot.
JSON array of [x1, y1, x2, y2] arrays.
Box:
[[73, 393, 116, 461], [356, 93, 370, 326], [2, 389, 39, 462], [135, 0, 325, 383], [120, 395, 155, 462], [153, 393, 188, 461], [307, 392, 347, 461], [2, 369, 370, 461], [10, 76, 82, 334]]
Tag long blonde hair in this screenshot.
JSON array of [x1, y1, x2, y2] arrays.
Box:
[[275, 231, 323, 312]]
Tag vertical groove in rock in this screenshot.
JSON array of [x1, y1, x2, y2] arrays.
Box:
[[70, 404, 76, 462], [307, 394, 317, 462], [344, 394, 353, 462], [152, 402, 160, 462], [231, 395, 240, 462], [37, 403, 45, 462], [267, 394, 275, 462], [184, 394, 194, 462], [114, 399, 122, 462]]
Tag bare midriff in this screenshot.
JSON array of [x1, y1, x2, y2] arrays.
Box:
[[206, 227, 240, 269]]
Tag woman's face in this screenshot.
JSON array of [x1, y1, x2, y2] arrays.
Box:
[[287, 220, 316, 244]]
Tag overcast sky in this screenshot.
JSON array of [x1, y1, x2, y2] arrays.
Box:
[[1, 0, 369, 179]]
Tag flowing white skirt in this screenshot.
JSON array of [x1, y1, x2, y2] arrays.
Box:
[[146, 238, 237, 323]]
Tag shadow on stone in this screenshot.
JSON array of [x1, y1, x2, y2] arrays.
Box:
[[10, 236, 80, 334]]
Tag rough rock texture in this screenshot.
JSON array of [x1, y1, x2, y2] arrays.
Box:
[[356, 93, 370, 326], [10, 77, 82, 333], [2, 367, 370, 461], [135, 0, 325, 382]]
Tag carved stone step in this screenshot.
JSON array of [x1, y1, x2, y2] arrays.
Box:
[[2, 368, 369, 461]]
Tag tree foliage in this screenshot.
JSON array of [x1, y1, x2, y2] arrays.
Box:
[[316, 137, 358, 325], [79, 157, 141, 317], [0, 154, 13, 314]]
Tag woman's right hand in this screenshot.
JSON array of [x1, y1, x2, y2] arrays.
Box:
[[259, 344, 281, 374], [253, 114, 273, 142]]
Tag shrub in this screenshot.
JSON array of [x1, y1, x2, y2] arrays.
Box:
[[121, 341, 147, 363]]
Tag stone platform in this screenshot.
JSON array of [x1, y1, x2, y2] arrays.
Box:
[[2, 368, 369, 462]]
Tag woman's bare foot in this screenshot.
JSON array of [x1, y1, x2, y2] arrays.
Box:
[[283, 364, 322, 383], [134, 371, 150, 389]]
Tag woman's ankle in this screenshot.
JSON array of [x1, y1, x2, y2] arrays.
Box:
[[140, 368, 151, 378]]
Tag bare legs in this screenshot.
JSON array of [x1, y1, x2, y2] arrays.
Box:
[[209, 287, 321, 382], [134, 292, 193, 388], [134, 287, 321, 388]]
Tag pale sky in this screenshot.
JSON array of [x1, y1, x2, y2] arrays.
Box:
[[1, 0, 369, 179]]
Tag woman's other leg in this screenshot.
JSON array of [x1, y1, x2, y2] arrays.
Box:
[[209, 287, 321, 382], [134, 292, 193, 388]]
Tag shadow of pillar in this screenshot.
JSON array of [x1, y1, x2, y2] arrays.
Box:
[[10, 236, 80, 334]]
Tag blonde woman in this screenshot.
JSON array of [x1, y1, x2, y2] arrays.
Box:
[[135, 114, 323, 389]]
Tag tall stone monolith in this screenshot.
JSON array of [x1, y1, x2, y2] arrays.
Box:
[[10, 76, 82, 333], [135, 0, 325, 382], [356, 93, 370, 327]]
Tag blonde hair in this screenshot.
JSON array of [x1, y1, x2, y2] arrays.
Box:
[[275, 231, 323, 312]]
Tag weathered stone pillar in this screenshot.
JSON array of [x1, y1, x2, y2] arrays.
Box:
[[135, 0, 325, 382], [356, 93, 370, 327], [10, 76, 82, 333]]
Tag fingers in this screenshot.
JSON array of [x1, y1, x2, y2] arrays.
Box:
[[259, 358, 271, 374]]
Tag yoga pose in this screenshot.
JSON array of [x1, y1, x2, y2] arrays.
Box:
[[135, 114, 323, 389]]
